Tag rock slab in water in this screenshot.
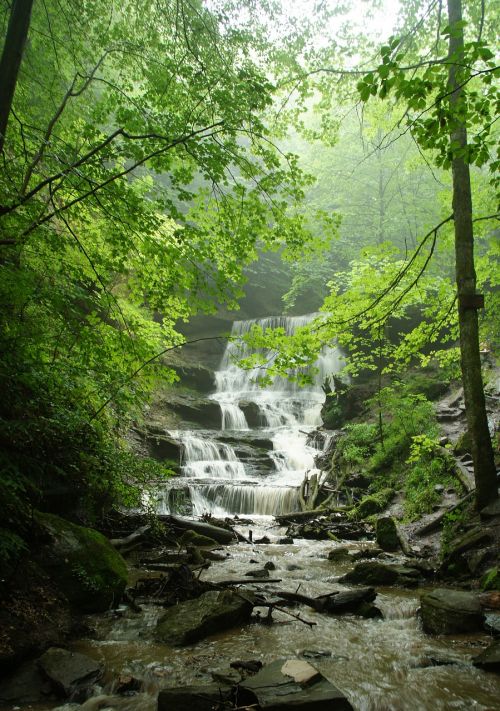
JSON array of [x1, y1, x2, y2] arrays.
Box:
[[156, 590, 254, 645], [339, 561, 420, 587], [158, 683, 231, 711], [420, 588, 484, 634], [473, 640, 500, 673], [37, 647, 103, 697], [238, 658, 354, 710]]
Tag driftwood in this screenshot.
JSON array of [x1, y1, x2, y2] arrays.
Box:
[[414, 490, 475, 536], [162, 514, 236, 543], [215, 578, 283, 586], [110, 525, 151, 551], [274, 507, 350, 524]]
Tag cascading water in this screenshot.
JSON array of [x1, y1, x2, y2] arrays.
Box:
[[160, 314, 342, 517]]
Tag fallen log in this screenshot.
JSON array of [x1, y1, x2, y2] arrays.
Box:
[[110, 525, 150, 550], [162, 514, 236, 544], [414, 490, 475, 536], [215, 578, 283, 586]]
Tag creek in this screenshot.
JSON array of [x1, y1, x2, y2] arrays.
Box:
[[23, 315, 500, 711]]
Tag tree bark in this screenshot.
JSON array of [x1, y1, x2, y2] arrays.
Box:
[[0, 0, 34, 153], [447, 0, 497, 510]]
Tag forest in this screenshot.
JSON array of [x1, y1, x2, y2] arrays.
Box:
[[0, 0, 499, 709]]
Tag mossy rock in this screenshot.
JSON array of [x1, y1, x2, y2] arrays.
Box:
[[404, 373, 449, 401], [481, 568, 500, 592], [34, 511, 128, 613], [453, 430, 472, 456], [354, 488, 395, 519], [375, 516, 401, 552], [179, 530, 218, 548]]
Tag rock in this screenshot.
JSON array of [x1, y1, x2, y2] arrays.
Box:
[[328, 547, 352, 562], [481, 499, 500, 519], [279, 537, 294, 544], [441, 527, 493, 576], [472, 640, 500, 673], [301, 650, 332, 659], [286, 563, 303, 571], [133, 427, 181, 465], [156, 590, 254, 646], [264, 561, 276, 571], [239, 400, 262, 427], [484, 613, 500, 636], [420, 588, 484, 634], [114, 675, 142, 694], [179, 530, 218, 548], [0, 661, 48, 706], [37, 647, 103, 697], [158, 683, 231, 711], [238, 658, 354, 710], [245, 568, 270, 578], [230, 659, 263, 674], [254, 536, 271, 544], [35, 511, 128, 613], [354, 488, 395, 519], [168, 394, 222, 428], [322, 586, 377, 614], [172, 364, 216, 393], [339, 561, 421, 587], [375, 517, 401, 552]]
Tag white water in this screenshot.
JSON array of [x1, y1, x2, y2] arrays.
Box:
[[161, 314, 343, 517]]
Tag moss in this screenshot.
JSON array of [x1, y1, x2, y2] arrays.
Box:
[[35, 511, 128, 612], [403, 373, 449, 401], [481, 568, 500, 591], [375, 516, 400, 552], [454, 430, 472, 456], [352, 488, 395, 519]]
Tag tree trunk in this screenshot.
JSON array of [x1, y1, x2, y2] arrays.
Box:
[[0, 0, 34, 153], [447, 0, 497, 510]]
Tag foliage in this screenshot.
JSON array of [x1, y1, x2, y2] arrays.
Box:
[[335, 423, 378, 469]]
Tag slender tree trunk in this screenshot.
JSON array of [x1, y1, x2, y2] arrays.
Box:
[[0, 0, 34, 153], [447, 0, 497, 510]]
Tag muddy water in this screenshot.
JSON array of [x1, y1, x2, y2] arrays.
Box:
[[29, 520, 499, 711]]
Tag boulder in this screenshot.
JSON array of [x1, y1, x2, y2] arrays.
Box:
[[171, 364, 216, 393], [239, 400, 262, 427], [35, 512, 128, 613], [158, 683, 231, 711], [322, 587, 380, 616], [472, 640, 500, 673], [420, 588, 484, 634], [339, 561, 421, 587], [156, 590, 254, 646], [168, 395, 222, 428], [375, 517, 401, 552], [480, 499, 500, 519], [238, 658, 354, 710], [441, 527, 493, 576], [37, 647, 103, 697]]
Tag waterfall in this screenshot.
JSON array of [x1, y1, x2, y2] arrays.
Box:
[[161, 314, 343, 517]]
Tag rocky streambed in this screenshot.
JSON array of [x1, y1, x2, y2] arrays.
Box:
[[2, 512, 499, 711]]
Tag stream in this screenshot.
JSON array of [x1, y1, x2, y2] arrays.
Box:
[[18, 315, 500, 711]]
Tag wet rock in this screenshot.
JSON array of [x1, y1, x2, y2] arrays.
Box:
[[420, 588, 484, 634], [264, 561, 277, 571], [254, 536, 271, 544], [286, 563, 303, 571], [0, 661, 50, 706], [472, 640, 500, 673], [301, 650, 332, 659], [339, 561, 421, 587], [245, 568, 270, 578], [37, 647, 103, 698], [168, 394, 222, 428], [114, 675, 142, 694], [230, 659, 263, 674], [375, 517, 401, 552], [239, 400, 262, 427], [322, 586, 377, 614], [171, 363, 216, 393], [34, 511, 128, 613], [279, 537, 294, 544], [155, 590, 254, 646], [132, 427, 181, 465], [328, 546, 353, 562], [158, 683, 231, 711], [350, 547, 382, 561], [238, 658, 354, 710], [211, 668, 241, 686], [484, 613, 500, 636]]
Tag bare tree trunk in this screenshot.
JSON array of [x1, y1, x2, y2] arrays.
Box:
[[447, 0, 497, 510], [0, 0, 34, 153]]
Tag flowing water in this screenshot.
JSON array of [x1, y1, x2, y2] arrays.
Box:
[[160, 314, 343, 517]]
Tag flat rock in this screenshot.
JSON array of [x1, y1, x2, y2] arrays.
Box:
[[238, 658, 354, 710], [339, 561, 420, 587], [158, 683, 231, 711], [37, 647, 103, 697], [156, 590, 254, 646], [420, 588, 484, 634], [322, 586, 377, 614], [473, 640, 500, 673]]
